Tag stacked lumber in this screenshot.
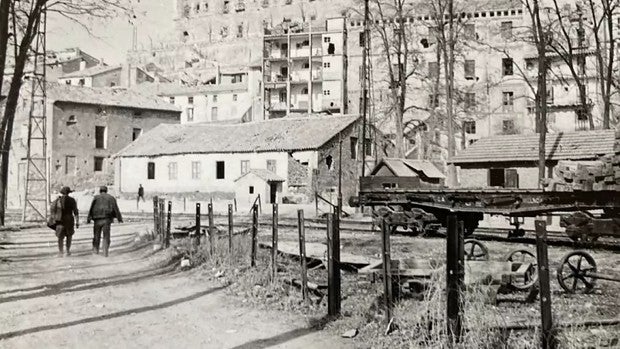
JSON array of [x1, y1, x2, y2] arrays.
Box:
[[544, 131, 620, 192]]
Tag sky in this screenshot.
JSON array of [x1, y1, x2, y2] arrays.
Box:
[[46, 0, 176, 64]]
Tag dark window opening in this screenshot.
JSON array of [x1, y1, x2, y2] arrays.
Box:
[[249, 186, 254, 194], [359, 31, 365, 47], [267, 159, 277, 173], [216, 161, 225, 179], [326, 155, 333, 170], [94, 157, 104, 172], [489, 168, 505, 187], [95, 126, 106, 149], [147, 162, 155, 179], [502, 119, 516, 134], [132, 128, 142, 141], [463, 120, 476, 134], [502, 58, 514, 76], [350, 137, 358, 159], [464, 60, 476, 79]]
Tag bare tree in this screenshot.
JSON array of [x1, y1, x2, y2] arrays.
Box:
[[0, 0, 135, 224]]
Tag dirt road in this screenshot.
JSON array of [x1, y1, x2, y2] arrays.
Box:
[[0, 224, 352, 349]]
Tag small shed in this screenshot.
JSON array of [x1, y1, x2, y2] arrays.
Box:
[[362, 158, 446, 190], [234, 169, 285, 205]]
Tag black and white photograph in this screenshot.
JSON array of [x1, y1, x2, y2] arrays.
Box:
[[1, 0, 619, 347]]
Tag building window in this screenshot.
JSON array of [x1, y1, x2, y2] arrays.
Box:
[[576, 111, 589, 131], [364, 139, 373, 156], [489, 168, 519, 188], [220, 26, 229, 38], [547, 87, 554, 105], [168, 162, 178, 180], [240, 160, 249, 175], [279, 91, 286, 103], [464, 60, 475, 79], [502, 119, 516, 134], [169, 96, 175, 104], [66, 115, 77, 125], [223, 0, 230, 13], [324, 36, 331, 43], [502, 58, 514, 76], [65, 80, 71, 85], [211, 107, 218, 121], [465, 92, 476, 110], [191, 161, 201, 179], [94, 157, 104, 172], [350, 137, 358, 159], [502, 91, 514, 112], [95, 126, 107, 149], [501, 21, 513, 39], [188, 96, 194, 104], [464, 23, 475, 39], [147, 162, 155, 179], [302, 62, 310, 69], [213, 95, 218, 103], [65, 156, 76, 175], [301, 87, 308, 95], [249, 186, 254, 194], [323, 62, 331, 68], [216, 161, 225, 179], [463, 120, 476, 134], [237, 24, 244, 38], [233, 94, 238, 101], [266, 159, 276, 173], [428, 61, 439, 78], [187, 107, 194, 122], [132, 128, 142, 141], [359, 31, 365, 47], [429, 94, 439, 108], [323, 90, 331, 95], [78, 78, 85, 86]]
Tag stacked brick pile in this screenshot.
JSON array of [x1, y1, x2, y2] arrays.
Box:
[[544, 131, 620, 191]]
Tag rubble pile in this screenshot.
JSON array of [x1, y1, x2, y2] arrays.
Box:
[[544, 131, 620, 191]]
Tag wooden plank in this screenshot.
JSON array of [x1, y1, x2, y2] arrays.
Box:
[[535, 220, 557, 349]]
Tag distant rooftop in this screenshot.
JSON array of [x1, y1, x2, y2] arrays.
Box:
[[117, 114, 359, 157], [47, 83, 181, 113], [59, 64, 122, 79], [451, 130, 617, 164], [131, 81, 248, 96]]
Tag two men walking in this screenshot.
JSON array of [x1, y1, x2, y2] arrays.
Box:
[[51, 185, 123, 257]]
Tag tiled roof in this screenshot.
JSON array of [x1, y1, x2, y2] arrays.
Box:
[[235, 169, 285, 182], [378, 158, 446, 179], [451, 130, 617, 164], [130, 82, 247, 96], [47, 83, 181, 113], [117, 115, 359, 157], [59, 64, 122, 78]]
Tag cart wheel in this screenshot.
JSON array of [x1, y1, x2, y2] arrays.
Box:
[[505, 249, 539, 291], [557, 251, 597, 294], [464, 239, 489, 261]]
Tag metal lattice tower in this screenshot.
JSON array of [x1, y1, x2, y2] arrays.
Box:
[[22, 5, 49, 222]]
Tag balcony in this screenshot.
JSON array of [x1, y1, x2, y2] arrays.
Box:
[[269, 102, 288, 111]]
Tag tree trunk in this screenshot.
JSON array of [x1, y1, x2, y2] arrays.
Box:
[[533, 0, 547, 185], [0, 0, 10, 95], [443, 0, 457, 187], [603, 3, 614, 129], [0, 0, 45, 225]]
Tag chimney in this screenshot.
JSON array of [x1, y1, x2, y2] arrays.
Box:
[[79, 60, 86, 71]]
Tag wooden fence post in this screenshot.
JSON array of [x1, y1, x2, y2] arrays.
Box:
[[195, 203, 201, 246], [159, 199, 165, 243], [535, 219, 557, 349], [152, 196, 159, 239], [381, 219, 393, 324], [208, 202, 214, 256], [298, 209, 308, 300], [446, 213, 463, 343], [251, 204, 258, 267], [327, 213, 341, 316], [228, 204, 233, 254], [272, 204, 279, 281], [165, 201, 172, 248]]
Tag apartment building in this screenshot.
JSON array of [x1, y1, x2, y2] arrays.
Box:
[[263, 17, 347, 118]]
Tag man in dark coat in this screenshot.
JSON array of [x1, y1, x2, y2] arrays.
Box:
[[87, 186, 123, 257], [52, 186, 79, 257]]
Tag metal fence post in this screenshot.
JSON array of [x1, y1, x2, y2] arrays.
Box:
[[272, 204, 279, 280], [195, 203, 201, 246], [446, 213, 463, 343], [327, 213, 341, 316], [165, 201, 172, 248], [535, 219, 557, 349], [251, 204, 258, 267], [381, 219, 393, 324], [208, 202, 214, 255], [228, 204, 233, 254], [298, 209, 308, 300]]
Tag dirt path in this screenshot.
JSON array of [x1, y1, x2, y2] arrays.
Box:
[[0, 224, 353, 349]]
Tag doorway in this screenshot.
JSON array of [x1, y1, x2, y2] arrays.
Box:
[[269, 182, 278, 204]]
